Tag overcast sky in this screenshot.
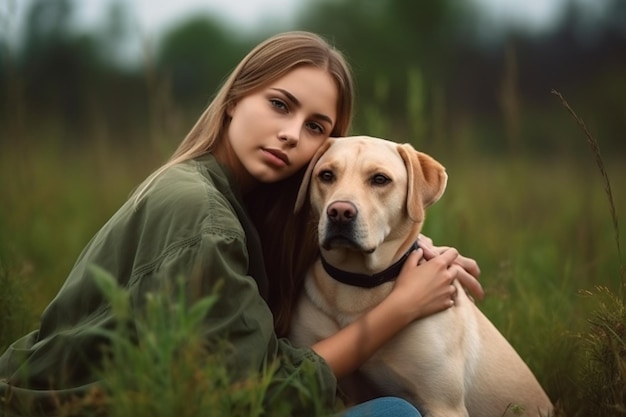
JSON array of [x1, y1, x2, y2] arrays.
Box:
[[73, 0, 569, 35], [4, 0, 608, 64], [6, 0, 585, 40]]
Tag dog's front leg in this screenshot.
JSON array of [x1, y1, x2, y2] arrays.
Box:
[[377, 314, 471, 417]]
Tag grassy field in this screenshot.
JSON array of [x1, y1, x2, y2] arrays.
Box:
[[1, 121, 625, 415]]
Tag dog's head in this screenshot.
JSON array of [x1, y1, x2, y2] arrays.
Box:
[[295, 136, 447, 267]]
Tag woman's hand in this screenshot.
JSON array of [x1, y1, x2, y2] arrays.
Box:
[[387, 248, 461, 322], [418, 234, 484, 301]]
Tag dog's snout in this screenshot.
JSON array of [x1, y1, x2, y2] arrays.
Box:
[[327, 201, 357, 224]]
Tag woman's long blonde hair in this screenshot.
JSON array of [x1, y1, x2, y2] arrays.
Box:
[[138, 31, 355, 336]]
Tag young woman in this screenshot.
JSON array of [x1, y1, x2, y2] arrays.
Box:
[[0, 31, 481, 416]]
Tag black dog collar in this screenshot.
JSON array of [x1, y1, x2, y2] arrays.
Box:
[[320, 241, 419, 288]]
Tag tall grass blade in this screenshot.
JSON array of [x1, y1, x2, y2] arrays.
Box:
[[551, 89, 625, 299]]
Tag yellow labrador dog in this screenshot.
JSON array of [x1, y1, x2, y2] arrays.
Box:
[[289, 136, 553, 417]]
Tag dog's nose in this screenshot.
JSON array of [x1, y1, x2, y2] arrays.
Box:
[[327, 201, 357, 224]]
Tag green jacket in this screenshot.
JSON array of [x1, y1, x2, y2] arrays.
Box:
[[0, 154, 336, 415]]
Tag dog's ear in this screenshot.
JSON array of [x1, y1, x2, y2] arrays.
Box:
[[294, 138, 336, 213], [397, 143, 448, 222]]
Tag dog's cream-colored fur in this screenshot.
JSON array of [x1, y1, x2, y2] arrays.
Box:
[[289, 136, 553, 417]]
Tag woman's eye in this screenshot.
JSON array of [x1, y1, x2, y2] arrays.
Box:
[[371, 174, 391, 186], [270, 99, 287, 112], [307, 122, 324, 135], [318, 170, 334, 183]]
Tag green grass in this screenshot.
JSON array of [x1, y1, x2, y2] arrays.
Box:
[[1, 123, 625, 415], [87, 269, 328, 417]]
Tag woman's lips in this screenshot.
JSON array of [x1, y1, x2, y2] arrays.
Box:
[[262, 148, 289, 167]]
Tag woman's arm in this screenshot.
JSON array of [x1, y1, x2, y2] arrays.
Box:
[[311, 248, 460, 378]]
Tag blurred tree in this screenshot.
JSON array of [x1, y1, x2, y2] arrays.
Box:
[[20, 0, 73, 53], [497, 0, 626, 154], [100, 1, 134, 68], [0, 0, 25, 142], [295, 0, 477, 144], [292, 0, 626, 154], [3, 0, 155, 146], [1, 0, 624, 154], [17, 0, 95, 136], [157, 17, 250, 112]]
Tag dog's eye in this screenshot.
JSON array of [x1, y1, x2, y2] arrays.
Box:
[[318, 170, 335, 183], [371, 174, 391, 186]]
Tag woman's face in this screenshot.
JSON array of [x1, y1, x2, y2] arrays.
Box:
[[225, 66, 338, 188]]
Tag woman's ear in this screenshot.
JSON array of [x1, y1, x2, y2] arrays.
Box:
[[294, 139, 336, 213], [226, 101, 236, 118]]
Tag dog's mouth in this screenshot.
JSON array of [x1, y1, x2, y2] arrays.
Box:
[[320, 219, 376, 253], [321, 235, 375, 254]]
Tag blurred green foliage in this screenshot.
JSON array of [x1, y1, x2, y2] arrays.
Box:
[[1, 0, 625, 155]]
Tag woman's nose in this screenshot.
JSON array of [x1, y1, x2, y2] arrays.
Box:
[[278, 120, 301, 147]]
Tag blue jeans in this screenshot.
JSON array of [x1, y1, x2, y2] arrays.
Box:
[[340, 397, 422, 417]]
